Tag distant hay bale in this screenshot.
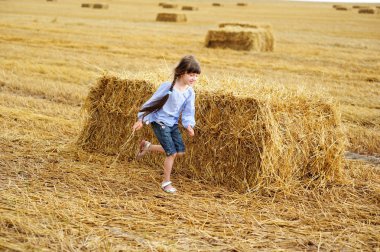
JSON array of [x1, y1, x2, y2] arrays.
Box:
[[219, 22, 272, 30], [92, 3, 108, 9], [156, 13, 187, 22], [376, 6, 380, 9], [206, 25, 274, 52], [358, 8, 376, 14], [162, 3, 177, 8], [212, 3, 222, 7], [77, 76, 345, 191], [335, 6, 348, 11], [46, 0, 57, 2], [237, 3, 247, 6], [332, 5, 343, 8], [182, 6, 198, 11], [81, 3, 93, 8], [158, 2, 165, 6]]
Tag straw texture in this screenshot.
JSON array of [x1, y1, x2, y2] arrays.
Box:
[[77, 75, 346, 192], [205, 26, 274, 51]]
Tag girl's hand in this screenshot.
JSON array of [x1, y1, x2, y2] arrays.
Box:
[[187, 125, 194, 137], [132, 120, 143, 131]]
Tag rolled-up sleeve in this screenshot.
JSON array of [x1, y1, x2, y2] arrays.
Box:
[[181, 90, 196, 128], [137, 82, 170, 122]]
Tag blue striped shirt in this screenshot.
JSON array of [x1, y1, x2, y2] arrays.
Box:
[[137, 81, 196, 128]]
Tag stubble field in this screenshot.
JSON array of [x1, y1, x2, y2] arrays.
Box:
[[1, 0, 379, 251]]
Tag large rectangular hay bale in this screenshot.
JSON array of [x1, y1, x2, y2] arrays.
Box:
[[156, 13, 187, 22], [77, 76, 345, 191], [205, 27, 274, 52], [212, 3, 222, 7], [237, 3, 247, 6]]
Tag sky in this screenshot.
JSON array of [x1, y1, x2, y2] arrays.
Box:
[[287, 0, 380, 2]]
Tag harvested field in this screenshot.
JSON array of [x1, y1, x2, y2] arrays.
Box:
[[1, 0, 379, 250]]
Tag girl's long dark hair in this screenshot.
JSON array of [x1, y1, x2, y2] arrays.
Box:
[[139, 55, 201, 119]]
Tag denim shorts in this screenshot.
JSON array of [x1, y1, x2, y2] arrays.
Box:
[[151, 122, 185, 156]]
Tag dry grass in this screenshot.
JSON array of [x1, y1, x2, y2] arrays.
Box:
[[0, 0, 379, 250]]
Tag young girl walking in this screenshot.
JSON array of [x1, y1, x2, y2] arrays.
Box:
[[132, 55, 201, 193]]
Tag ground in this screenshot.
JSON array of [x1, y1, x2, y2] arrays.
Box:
[[0, 0, 379, 251]]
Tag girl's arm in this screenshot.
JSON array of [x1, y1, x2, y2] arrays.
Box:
[[181, 90, 196, 129], [137, 82, 171, 122]]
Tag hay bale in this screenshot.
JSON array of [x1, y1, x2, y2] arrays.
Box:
[[219, 22, 272, 30], [358, 8, 376, 14], [156, 13, 187, 22], [335, 6, 348, 11], [81, 3, 93, 8], [205, 26, 274, 52], [158, 2, 165, 6], [162, 3, 177, 8], [92, 3, 108, 9], [212, 3, 222, 7], [332, 4, 343, 8], [237, 3, 247, 6], [182, 6, 198, 11], [77, 76, 345, 191]]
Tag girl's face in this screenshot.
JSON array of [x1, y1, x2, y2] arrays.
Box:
[[181, 72, 199, 86]]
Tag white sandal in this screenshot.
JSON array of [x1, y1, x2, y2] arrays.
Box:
[[161, 181, 177, 193], [136, 140, 151, 160]]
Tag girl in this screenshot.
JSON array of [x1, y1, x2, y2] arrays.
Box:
[[132, 55, 201, 193]]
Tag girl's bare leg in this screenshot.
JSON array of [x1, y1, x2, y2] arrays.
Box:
[[163, 154, 176, 190], [143, 141, 177, 190]]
